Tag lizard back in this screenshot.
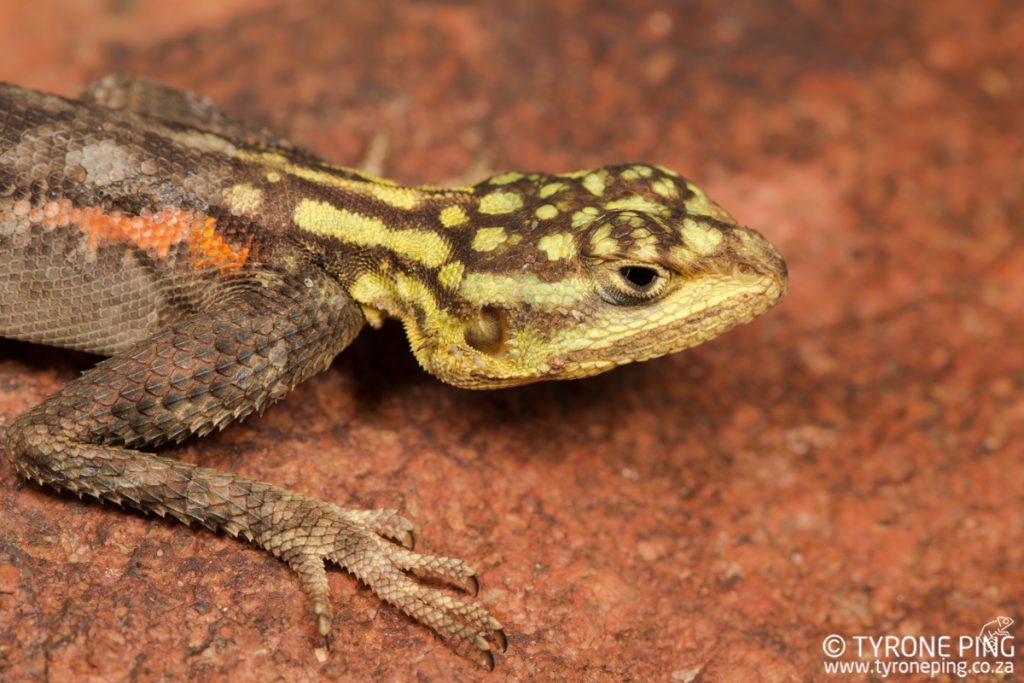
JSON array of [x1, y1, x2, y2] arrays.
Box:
[[0, 83, 272, 355]]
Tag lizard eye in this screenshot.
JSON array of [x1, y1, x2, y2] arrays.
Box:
[[596, 262, 670, 305], [619, 266, 659, 290]]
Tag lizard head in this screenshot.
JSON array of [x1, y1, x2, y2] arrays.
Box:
[[398, 164, 787, 389]]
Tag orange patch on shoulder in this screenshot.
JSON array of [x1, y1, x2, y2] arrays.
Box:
[[188, 216, 252, 269], [28, 200, 250, 270]]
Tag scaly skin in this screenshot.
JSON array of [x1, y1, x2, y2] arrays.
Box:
[[0, 75, 787, 668]]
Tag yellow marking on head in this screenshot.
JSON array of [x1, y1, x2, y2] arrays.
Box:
[[589, 223, 620, 257], [461, 272, 587, 307], [472, 226, 508, 252], [266, 171, 281, 183], [293, 199, 450, 267], [682, 219, 724, 255], [572, 206, 601, 229], [438, 261, 466, 289], [619, 213, 646, 228], [479, 192, 524, 215], [508, 234, 523, 245], [631, 164, 654, 177], [537, 233, 576, 261], [684, 182, 734, 221], [632, 243, 660, 261], [651, 178, 678, 199], [225, 183, 263, 216], [535, 204, 559, 220], [439, 205, 469, 228], [539, 182, 565, 198], [582, 171, 607, 197], [604, 195, 669, 215], [489, 171, 525, 185], [629, 228, 660, 259], [557, 169, 590, 179]]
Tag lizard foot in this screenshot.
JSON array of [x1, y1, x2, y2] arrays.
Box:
[[278, 503, 506, 669]]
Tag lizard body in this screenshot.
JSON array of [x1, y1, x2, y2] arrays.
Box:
[[0, 76, 787, 668]]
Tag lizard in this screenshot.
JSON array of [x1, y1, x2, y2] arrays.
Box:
[[0, 75, 788, 669]]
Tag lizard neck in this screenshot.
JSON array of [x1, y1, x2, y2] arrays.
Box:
[[253, 153, 483, 335]]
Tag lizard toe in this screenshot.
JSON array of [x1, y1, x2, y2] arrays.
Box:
[[280, 503, 504, 667], [343, 507, 416, 549], [288, 554, 335, 642], [363, 565, 505, 667]]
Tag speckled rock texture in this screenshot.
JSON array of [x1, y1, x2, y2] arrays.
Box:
[[0, 1, 1021, 681]]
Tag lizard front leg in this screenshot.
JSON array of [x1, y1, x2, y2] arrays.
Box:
[[4, 261, 505, 667]]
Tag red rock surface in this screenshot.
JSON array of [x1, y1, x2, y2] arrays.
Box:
[[1, 1, 1022, 681]]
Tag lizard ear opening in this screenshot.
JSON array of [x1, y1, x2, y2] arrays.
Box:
[[464, 306, 507, 355]]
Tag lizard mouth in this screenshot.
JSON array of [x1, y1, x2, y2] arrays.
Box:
[[439, 265, 787, 390], [553, 269, 787, 378]]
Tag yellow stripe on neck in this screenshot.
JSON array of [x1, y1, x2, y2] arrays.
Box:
[[293, 199, 451, 268]]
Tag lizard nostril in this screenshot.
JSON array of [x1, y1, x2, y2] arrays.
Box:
[[732, 262, 761, 279]]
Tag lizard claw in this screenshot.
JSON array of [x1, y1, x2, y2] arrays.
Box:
[[493, 626, 508, 652], [281, 502, 504, 668], [477, 648, 496, 672]]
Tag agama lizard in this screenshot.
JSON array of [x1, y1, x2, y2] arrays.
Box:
[[0, 76, 788, 668]]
